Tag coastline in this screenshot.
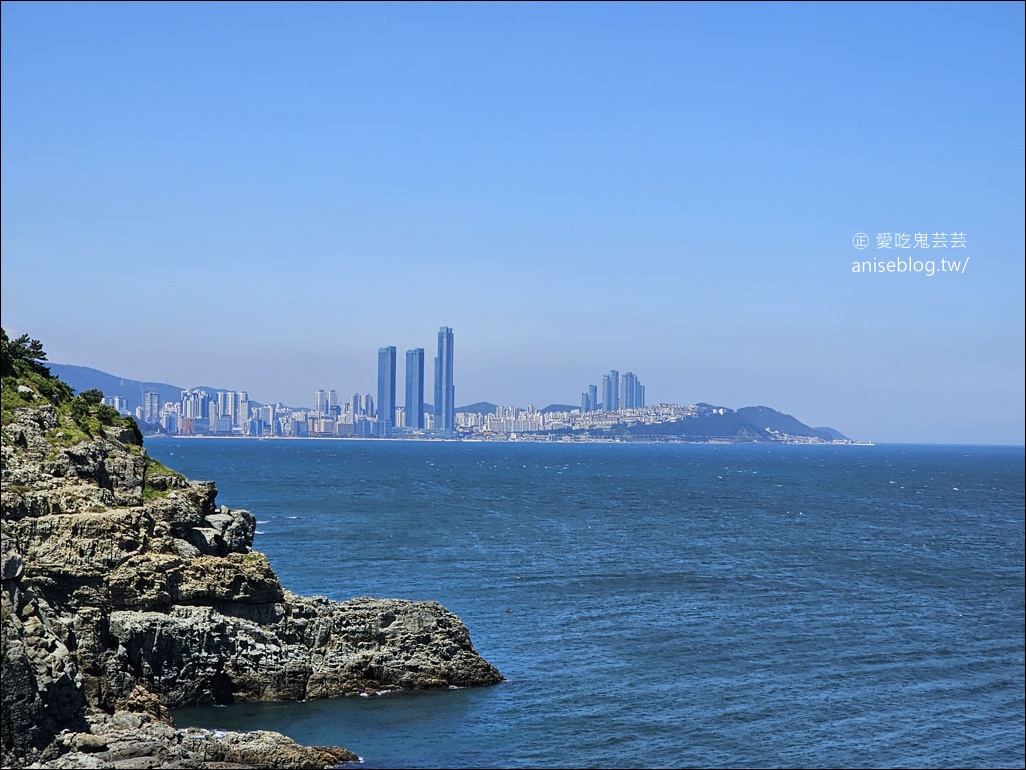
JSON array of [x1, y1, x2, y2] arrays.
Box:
[[147, 433, 875, 446]]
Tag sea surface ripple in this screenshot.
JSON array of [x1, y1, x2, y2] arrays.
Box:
[[152, 440, 1025, 769]]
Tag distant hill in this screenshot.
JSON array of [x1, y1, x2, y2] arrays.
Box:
[[50, 364, 259, 413], [457, 402, 500, 415], [540, 404, 579, 414], [735, 406, 846, 440], [622, 404, 848, 442], [49, 364, 184, 414], [456, 402, 578, 415]]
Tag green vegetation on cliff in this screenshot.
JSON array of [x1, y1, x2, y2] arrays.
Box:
[[1, 328, 143, 446], [1, 329, 72, 411]]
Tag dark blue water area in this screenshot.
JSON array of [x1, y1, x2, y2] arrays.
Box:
[[151, 439, 1026, 769]]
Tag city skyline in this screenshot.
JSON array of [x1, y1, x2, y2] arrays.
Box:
[[84, 361, 811, 443], [2, 3, 1023, 445], [46, 338, 658, 419]]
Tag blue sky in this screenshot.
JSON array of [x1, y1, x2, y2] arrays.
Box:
[[2, 1, 1023, 444]]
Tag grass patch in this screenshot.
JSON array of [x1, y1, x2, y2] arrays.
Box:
[[142, 454, 186, 500]]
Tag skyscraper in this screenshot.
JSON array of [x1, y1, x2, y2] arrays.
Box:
[[143, 389, 160, 423], [377, 346, 396, 435], [237, 392, 250, 428], [217, 391, 232, 423], [406, 348, 425, 430], [433, 326, 454, 434], [621, 372, 637, 409]]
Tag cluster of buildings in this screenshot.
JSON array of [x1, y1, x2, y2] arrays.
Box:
[[455, 401, 695, 438], [580, 370, 645, 413], [124, 327, 459, 438], [114, 326, 668, 440]]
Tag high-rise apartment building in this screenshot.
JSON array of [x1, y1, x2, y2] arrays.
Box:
[[595, 370, 642, 412], [433, 326, 454, 434], [217, 391, 231, 424], [406, 348, 425, 430], [216, 390, 246, 427], [377, 347, 396, 435], [237, 392, 250, 428], [621, 372, 638, 409], [315, 389, 339, 417], [181, 389, 209, 419], [143, 389, 160, 423]]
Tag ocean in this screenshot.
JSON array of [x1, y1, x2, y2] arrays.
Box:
[[149, 439, 1025, 769]]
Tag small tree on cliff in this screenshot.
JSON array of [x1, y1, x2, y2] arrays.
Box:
[[1, 327, 72, 406], [1, 328, 52, 378]]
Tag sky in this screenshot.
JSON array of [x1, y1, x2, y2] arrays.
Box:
[[2, 1, 1023, 445]]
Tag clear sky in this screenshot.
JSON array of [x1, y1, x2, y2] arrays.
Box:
[[2, 1, 1023, 444]]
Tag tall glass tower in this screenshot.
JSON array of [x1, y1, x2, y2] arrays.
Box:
[[377, 346, 396, 435], [621, 372, 637, 409], [433, 326, 455, 434], [405, 348, 425, 430]]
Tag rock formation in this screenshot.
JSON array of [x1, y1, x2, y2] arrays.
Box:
[[1, 337, 502, 768]]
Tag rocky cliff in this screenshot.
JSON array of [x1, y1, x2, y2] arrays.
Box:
[[1, 333, 502, 769]]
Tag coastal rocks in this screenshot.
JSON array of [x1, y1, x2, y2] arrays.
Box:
[[282, 595, 504, 697], [98, 592, 504, 706], [34, 689, 357, 770], [2, 396, 502, 768], [107, 552, 284, 612], [38, 714, 358, 769]]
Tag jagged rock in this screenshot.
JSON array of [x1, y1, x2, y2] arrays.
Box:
[[2, 394, 501, 769], [1, 538, 23, 581], [117, 684, 174, 724]]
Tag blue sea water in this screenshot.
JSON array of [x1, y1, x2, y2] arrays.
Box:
[[150, 439, 1025, 769]]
